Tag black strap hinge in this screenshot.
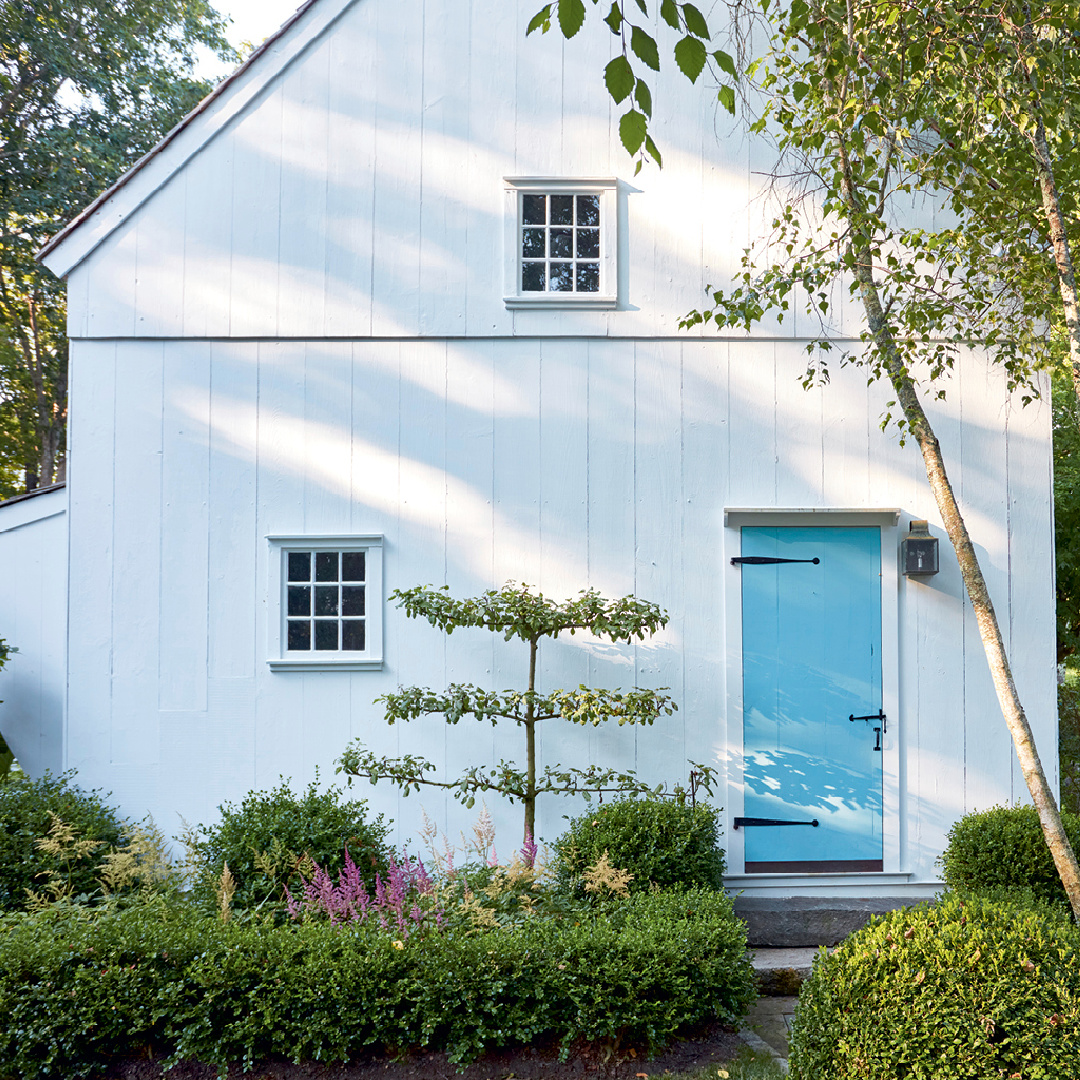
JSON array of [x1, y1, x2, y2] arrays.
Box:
[[731, 556, 820, 566]]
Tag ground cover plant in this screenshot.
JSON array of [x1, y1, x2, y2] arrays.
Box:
[[552, 795, 726, 898], [939, 802, 1080, 907], [789, 893, 1080, 1079]]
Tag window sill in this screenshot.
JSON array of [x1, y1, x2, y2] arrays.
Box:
[[268, 658, 384, 672], [504, 294, 617, 310]]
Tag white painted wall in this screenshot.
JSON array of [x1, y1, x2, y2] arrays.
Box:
[[49, 0, 1057, 895], [0, 486, 67, 777], [64, 338, 1056, 892], [63, 0, 829, 342]]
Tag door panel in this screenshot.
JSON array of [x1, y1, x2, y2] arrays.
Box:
[[740, 526, 883, 873]]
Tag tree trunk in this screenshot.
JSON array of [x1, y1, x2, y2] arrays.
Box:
[[840, 166, 1080, 917], [1028, 110, 1080, 420], [524, 637, 539, 844]]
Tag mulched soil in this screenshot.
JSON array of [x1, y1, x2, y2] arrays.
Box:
[[104, 1023, 747, 1080]]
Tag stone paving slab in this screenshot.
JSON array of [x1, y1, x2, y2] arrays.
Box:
[[743, 996, 798, 1073]]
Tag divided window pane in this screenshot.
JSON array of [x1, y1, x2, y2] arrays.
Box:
[[520, 193, 602, 294], [285, 549, 369, 653]]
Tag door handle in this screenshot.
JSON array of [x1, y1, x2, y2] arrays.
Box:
[[850, 710, 887, 734], [873, 727, 882, 752]]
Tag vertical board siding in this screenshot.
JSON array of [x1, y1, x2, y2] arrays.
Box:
[[158, 344, 211, 712], [0, 492, 67, 777], [73, 0, 763, 342], [66, 342, 117, 770], [109, 343, 163, 763], [207, 343, 259, 680], [64, 339, 1055, 881]]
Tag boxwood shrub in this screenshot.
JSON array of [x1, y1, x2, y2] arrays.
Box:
[[0, 771, 126, 911], [939, 802, 1080, 906], [789, 894, 1080, 1080], [186, 777, 392, 914], [551, 796, 726, 897], [0, 887, 754, 1078]]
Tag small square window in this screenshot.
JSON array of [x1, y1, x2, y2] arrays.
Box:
[[504, 178, 618, 309], [268, 536, 383, 671]]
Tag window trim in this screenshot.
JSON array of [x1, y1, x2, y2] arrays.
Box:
[[266, 535, 383, 671], [503, 177, 618, 309]]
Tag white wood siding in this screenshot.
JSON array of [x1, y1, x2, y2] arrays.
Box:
[[64, 337, 1056, 887], [0, 488, 67, 777], [65, 0, 756, 342]]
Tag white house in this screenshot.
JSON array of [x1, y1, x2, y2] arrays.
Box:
[[0, 0, 1057, 902]]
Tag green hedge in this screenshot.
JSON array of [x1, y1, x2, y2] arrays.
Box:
[[789, 894, 1080, 1080], [551, 796, 726, 897], [0, 888, 754, 1078], [939, 802, 1080, 906]]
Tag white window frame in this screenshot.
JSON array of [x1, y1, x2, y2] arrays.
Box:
[[267, 535, 383, 671], [503, 177, 618, 309]]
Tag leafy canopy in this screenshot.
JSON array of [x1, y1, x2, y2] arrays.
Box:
[[0, 0, 236, 494], [338, 584, 712, 835]]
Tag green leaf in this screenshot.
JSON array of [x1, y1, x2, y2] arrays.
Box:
[[620, 108, 649, 154], [674, 35, 707, 82], [557, 0, 587, 37], [635, 77, 653, 116], [527, 4, 553, 34], [681, 2, 711, 38], [605, 55, 636, 103], [604, 2, 624, 32], [792, 80, 809, 102], [712, 48, 736, 78], [631, 24, 661, 70], [718, 83, 735, 114], [660, 0, 680, 28], [644, 133, 663, 168]]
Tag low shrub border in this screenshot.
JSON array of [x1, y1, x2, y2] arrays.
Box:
[[0, 887, 754, 1079], [789, 893, 1080, 1080]]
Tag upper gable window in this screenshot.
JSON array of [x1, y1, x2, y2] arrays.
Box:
[[504, 178, 617, 309]]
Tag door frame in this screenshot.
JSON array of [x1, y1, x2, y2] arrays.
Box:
[[723, 508, 902, 879]]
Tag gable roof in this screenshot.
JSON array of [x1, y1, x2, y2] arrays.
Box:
[[39, 0, 358, 278]]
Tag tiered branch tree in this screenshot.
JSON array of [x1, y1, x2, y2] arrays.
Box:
[[337, 583, 713, 842]]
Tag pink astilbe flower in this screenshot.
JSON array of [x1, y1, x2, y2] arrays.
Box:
[[288, 849, 441, 938], [520, 828, 538, 869]]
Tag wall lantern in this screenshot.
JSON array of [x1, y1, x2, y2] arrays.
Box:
[[901, 519, 939, 577]]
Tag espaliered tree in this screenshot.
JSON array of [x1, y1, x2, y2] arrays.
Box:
[[337, 583, 713, 843], [530, 0, 1080, 916]]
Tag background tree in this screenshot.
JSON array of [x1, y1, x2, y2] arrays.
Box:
[[532, 0, 1080, 916], [0, 0, 236, 497], [337, 583, 713, 843]]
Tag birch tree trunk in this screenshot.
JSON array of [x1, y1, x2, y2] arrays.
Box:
[[1029, 110, 1080, 418], [839, 148, 1080, 918]]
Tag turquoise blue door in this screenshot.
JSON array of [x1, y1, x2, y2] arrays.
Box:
[[739, 526, 884, 873]]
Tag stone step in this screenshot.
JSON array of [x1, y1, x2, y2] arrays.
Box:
[[751, 946, 818, 996], [735, 896, 921, 947]]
